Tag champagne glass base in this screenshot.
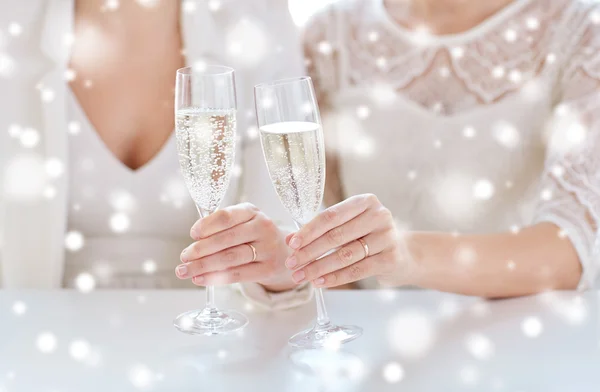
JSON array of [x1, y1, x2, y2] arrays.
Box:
[[289, 323, 362, 349], [173, 307, 248, 336]]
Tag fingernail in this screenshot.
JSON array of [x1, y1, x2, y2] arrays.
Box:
[[181, 248, 188, 262], [190, 228, 198, 239], [292, 270, 305, 283], [285, 256, 297, 269], [176, 264, 188, 278], [289, 236, 301, 250], [193, 275, 204, 284], [314, 277, 325, 285]]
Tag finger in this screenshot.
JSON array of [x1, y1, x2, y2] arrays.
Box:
[[312, 255, 388, 288], [285, 232, 295, 246], [182, 219, 259, 261], [190, 203, 258, 240], [191, 262, 270, 286], [292, 232, 388, 283], [287, 208, 380, 269], [176, 243, 257, 279], [289, 194, 377, 250]]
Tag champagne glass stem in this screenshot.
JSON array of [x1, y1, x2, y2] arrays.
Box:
[[295, 221, 331, 327], [197, 205, 217, 310]]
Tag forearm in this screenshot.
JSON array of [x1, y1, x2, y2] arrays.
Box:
[[407, 222, 582, 298]]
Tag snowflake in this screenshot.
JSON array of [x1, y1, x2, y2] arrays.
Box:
[[0, 53, 15, 77], [551, 165, 565, 177], [231, 164, 242, 178], [590, 10, 600, 25], [409, 25, 433, 46], [526, 17, 540, 30], [37, 332, 58, 353], [75, 272, 96, 293], [439, 66, 450, 78], [451, 46, 465, 59], [135, 0, 159, 7], [546, 53, 556, 64], [504, 28, 517, 42], [454, 245, 477, 266], [473, 179, 495, 200], [226, 19, 269, 67], [356, 105, 371, 119], [8, 123, 21, 138], [104, 0, 119, 11], [353, 136, 375, 157], [369, 83, 397, 105], [459, 365, 479, 385], [382, 362, 404, 383], [508, 69, 522, 83], [522, 317, 543, 337], [433, 139, 442, 149], [182, 0, 196, 13], [84, 79, 93, 88], [208, 0, 221, 12], [507, 260, 516, 270], [109, 190, 136, 212], [110, 212, 131, 233], [64, 68, 77, 81], [69, 339, 91, 361], [45, 158, 64, 178], [492, 66, 505, 79], [492, 121, 520, 148], [43, 186, 57, 199], [68, 121, 81, 135], [8, 22, 22, 36], [4, 154, 46, 199], [317, 40, 333, 55], [388, 310, 436, 358], [463, 126, 476, 138], [129, 364, 155, 390], [12, 301, 27, 315], [142, 259, 157, 275], [41, 88, 55, 102], [407, 171, 417, 180], [65, 231, 85, 251], [540, 188, 552, 201], [466, 333, 494, 360], [19, 128, 40, 148], [368, 31, 379, 42]]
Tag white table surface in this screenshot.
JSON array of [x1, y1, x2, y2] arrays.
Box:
[[1, 289, 598, 392]]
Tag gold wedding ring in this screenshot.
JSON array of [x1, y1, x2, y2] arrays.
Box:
[[247, 243, 257, 262], [357, 237, 369, 259]]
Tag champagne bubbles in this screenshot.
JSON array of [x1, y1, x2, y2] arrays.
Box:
[[382, 362, 405, 383], [522, 317, 543, 337], [75, 272, 96, 293], [65, 231, 85, 252], [69, 339, 91, 361], [473, 179, 495, 200], [12, 301, 27, 316], [37, 332, 58, 354], [110, 213, 131, 233], [466, 333, 494, 360], [388, 310, 436, 358]]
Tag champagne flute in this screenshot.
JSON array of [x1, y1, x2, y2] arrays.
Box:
[[173, 65, 248, 335], [254, 77, 362, 348]]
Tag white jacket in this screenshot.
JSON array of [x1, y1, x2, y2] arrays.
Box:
[[0, 0, 312, 308]]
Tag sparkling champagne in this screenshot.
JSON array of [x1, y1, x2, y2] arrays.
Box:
[[259, 121, 325, 225], [175, 108, 236, 215]]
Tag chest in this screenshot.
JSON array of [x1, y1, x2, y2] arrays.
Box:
[[68, 23, 185, 171]]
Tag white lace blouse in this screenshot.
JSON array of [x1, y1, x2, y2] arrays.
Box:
[[304, 0, 600, 289]]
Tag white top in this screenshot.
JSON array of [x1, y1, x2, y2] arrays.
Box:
[[305, 0, 600, 289], [63, 90, 197, 289], [3, 289, 599, 391]]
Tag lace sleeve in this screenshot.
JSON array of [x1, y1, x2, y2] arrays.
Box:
[[534, 7, 600, 290], [303, 6, 347, 206]]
